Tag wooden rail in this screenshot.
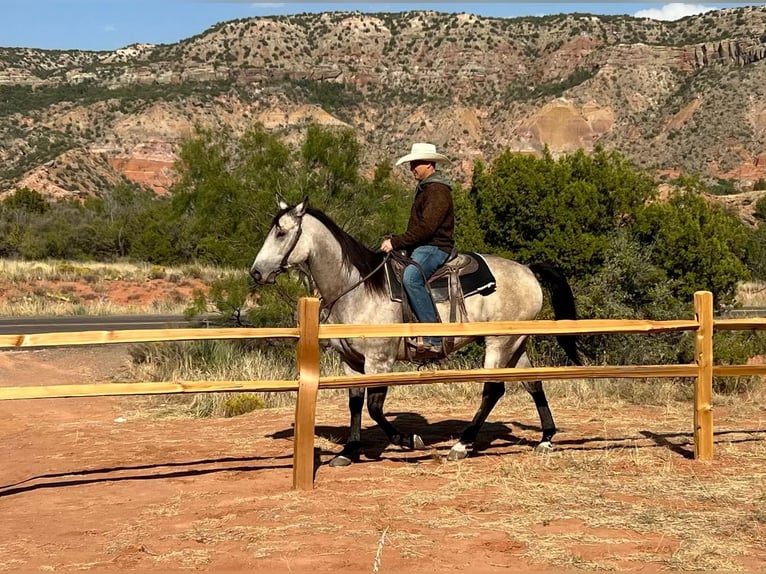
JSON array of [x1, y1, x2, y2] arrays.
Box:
[[2, 290, 766, 489]]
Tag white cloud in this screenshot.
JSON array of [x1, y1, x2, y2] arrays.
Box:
[[251, 2, 285, 8], [634, 3, 718, 21]]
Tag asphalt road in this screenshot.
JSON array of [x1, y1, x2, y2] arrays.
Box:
[[0, 315, 215, 335], [2, 307, 764, 336]]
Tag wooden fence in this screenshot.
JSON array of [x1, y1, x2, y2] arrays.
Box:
[[2, 290, 766, 490]]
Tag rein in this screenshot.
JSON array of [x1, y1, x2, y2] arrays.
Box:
[[280, 212, 422, 320], [319, 251, 395, 317], [319, 250, 427, 319]]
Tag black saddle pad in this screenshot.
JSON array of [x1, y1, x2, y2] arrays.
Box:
[[385, 252, 496, 304]]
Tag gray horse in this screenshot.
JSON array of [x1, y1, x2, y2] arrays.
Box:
[[250, 200, 581, 466]]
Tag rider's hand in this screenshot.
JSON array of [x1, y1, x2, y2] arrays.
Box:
[[380, 238, 393, 253]]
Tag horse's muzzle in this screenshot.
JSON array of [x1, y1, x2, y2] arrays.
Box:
[[249, 268, 276, 284]]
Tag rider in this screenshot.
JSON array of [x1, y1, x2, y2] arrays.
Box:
[[379, 142, 455, 355]]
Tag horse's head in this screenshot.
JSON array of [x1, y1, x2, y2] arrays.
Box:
[[250, 199, 308, 285]]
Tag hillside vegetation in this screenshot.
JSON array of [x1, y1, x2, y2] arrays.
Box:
[[0, 7, 765, 202], [3, 124, 765, 397]]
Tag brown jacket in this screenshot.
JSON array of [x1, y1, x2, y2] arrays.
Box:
[[390, 173, 454, 254]]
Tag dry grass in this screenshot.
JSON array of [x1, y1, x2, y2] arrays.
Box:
[[121, 339, 712, 418], [735, 281, 766, 306], [0, 259, 227, 284], [301, 397, 766, 571], [0, 295, 186, 317], [119, 395, 759, 571], [0, 258, 235, 316], [106, 330, 766, 569]]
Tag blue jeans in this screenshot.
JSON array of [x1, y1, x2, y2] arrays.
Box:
[[403, 245, 449, 346]]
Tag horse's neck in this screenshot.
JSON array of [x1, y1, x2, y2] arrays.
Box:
[[303, 217, 362, 310]]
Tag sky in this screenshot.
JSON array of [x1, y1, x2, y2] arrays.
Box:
[[2, 1, 764, 52]]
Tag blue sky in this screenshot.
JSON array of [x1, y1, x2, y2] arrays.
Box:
[[2, 1, 763, 51]]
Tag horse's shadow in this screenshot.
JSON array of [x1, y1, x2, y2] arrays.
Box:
[[269, 412, 539, 462], [269, 411, 766, 466]]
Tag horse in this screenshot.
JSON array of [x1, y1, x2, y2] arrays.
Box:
[[250, 199, 581, 466]]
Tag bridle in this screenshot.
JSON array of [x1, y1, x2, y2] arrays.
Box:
[[270, 211, 420, 321], [274, 216, 303, 275]]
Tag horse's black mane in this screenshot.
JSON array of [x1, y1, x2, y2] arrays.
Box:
[[275, 205, 388, 295]]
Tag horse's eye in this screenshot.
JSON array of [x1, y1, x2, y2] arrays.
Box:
[[276, 229, 287, 239]]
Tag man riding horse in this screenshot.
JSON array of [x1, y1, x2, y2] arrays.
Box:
[[379, 142, 454, 359]]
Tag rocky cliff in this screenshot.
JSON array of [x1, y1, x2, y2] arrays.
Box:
[[1, 6, 765, 210]]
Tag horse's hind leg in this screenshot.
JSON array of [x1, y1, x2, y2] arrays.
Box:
[[448, 381, 505, 461], [524, 379, 556, 451], [448, 337, 516, 461], [448, 340, 553, 460], [367, 386, 424, 451], [519, 352, 557, 451]]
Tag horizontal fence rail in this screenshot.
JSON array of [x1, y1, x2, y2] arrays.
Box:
[[2, 291, 765, 489], [0, 326, 299, 348]]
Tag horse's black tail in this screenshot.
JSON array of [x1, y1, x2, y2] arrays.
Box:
[[529, 263, 582, 366]]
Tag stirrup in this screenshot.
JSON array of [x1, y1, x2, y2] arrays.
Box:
[[406, 336, 444, 361]]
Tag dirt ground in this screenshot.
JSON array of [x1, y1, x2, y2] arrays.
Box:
[[0, 276, 208, 310], [1, 343, 765, 572]]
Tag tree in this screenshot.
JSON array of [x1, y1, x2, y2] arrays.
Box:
[[753, 193, 766, 222], [459, 146, 656, 279], [84, 184, 162, 258], [170, 123, 295, 267], [3, 187, 50, 214], [632, 190, 750, 303], [358, 160, 411, 247], [169, 121, 412, 266]]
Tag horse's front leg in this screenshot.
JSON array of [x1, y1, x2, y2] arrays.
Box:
[[329, 387, 365, 467], [329, 355, 365, 467], [366, 386, 425, 450], [447, 338, 525, 461]]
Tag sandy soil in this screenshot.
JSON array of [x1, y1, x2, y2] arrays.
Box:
[[1, 344, 765, 572], [1, 276, 765, 572], [0, 276, 208, 310]]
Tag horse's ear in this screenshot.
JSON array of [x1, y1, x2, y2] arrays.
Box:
[[294, 199, 307, 217], [277, 197, 288, 210]]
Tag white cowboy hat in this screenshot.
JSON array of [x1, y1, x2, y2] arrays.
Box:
[[395, 142, 450, 166]]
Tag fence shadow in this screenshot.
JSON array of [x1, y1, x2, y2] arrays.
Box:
[[0, 454, 292, 498], [639, 428, 766, 459]]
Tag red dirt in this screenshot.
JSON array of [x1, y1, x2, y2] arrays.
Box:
[[1, 345, 765, 572], [0, 277, 208, 308], [1, 283, 765, 572]]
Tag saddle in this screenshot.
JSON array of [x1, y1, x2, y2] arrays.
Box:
[[384, 250, 497, 361]]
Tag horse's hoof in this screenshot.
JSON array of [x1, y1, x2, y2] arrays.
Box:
[[535, 440, 553, 453], [328, 455, 353, 467], [447, 443, 469, 461], [413, 434, 425, 450]]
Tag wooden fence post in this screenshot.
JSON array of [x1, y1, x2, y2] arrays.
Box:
[[294, 297, 321, 490], [693, 291, 714, 460]]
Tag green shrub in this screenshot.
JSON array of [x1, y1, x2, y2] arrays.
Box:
[[712, 330, 766, 394], [754, 194, 766, 221], [745, 224, 766, 280], [707, 178, 737, 195], [222, 393, 266, 417]]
